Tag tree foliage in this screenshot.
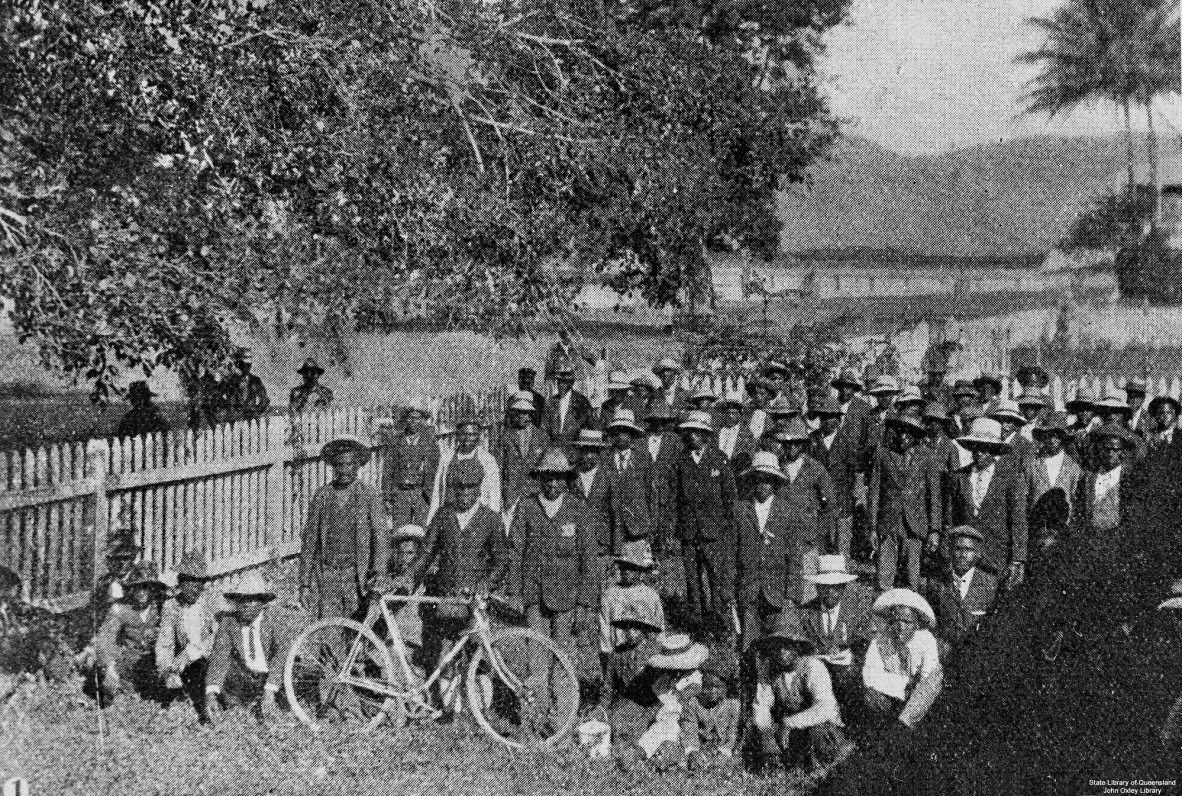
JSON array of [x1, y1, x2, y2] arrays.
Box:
[[1, 0, 848, 401]]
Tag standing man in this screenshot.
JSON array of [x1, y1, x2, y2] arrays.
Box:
[[1024, 412, 1083, 554], [810, 397, 861, 558], [653, 357, 687, 413], [1125, 378, 1151, 436], [717, 391, 758, 465], [1072, 424, 1138, 542], [863, 376, 901, 466], [867, 415, 943, 592], [925, 526, 997, 653], [382, 402, 439, 528], [155, 550, 217, 714], [541, 359, 594, 448], [605, 409, 653, 555], [774, 418, 835, 604], [973, 373, 1003, 408], [496, 391, 548, 515], [735, 451, 797, 649], [426, 413, 502, 523], [643, 402, 682, 557], [598, 370, 635, 429], [675, 411, 738, 618], [227, 348, 271, 422], [300, 436, 390, 622], [514, 366, 546, 427], [1015, 392, 1051, 457], [949, 380, 982, 437], [832, 367, 872, 452], [117, 381, 169, 438], [544, 328, 597, 387], [288, 359, 333, 414], [572, 429, 612, 586], [1148, 395, 1180, 453], [950, 418, 1028, 591]]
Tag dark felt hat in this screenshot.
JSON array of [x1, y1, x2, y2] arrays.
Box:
[[297, 358, 325, 376]]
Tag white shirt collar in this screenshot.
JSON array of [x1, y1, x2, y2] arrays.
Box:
[[784, 457, 804, 481], [956, 567, 976, 600], [1041, 450, 1064, 485], [538, 493, 564, 518], [455, 502, 480, 530]]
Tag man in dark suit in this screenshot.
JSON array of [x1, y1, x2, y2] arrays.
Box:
[[832, 368, 872, 448], [799, 555, 875, 718], [810, 397, 860, 558], [675, 410, 738, 617], [1024, 412, 1083, 554], [868, 415, 943, 592], [717, 392, 758, 465], [382, 403, 439, 527], [204, 571, 301, 725], [604, 409, 652, 554], [597, 371, 634, 429], [653, 356, 687, 413], [541, 358, 593, 448], [496, 391, 549, 514], [1071, 424, 1137, 543], [1148, 395, 1180, 453], [1124, 377, 1151, 436], [773, 418, 836, 606], [949, 418, 1028, 591], [643, 401, 682, 556], [572, 429, 612, 586], [735, 451, 797, 649], [514, 366, 545, 426], [926, 526, 997, 654]]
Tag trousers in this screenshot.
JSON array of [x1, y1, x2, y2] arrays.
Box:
[[682, 539, 729, 617], [876, 535, 923, 591]]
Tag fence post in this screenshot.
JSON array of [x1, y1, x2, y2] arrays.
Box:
[[87, 438, 110, 598], [265, 415, 290, 553]]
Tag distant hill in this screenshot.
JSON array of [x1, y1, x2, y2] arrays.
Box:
[[777, 134, 1181, 257]]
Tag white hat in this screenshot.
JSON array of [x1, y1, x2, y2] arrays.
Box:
[[872, 588, 936, 628], [508, 391, 536, 412], [718, 391, 745, 409], [607, 408, 645, 435], [867, 375, 901, 396], [678, 410, 715, 434], [691, 385, 717, 402], [224, 570, 276, 601], [986, 399, 1026, 426], [653, 356, 682, 375], [741, 450, 786, 481], [895, 385, 925, 406], [957, 417, 1012, 453], [648, 634, 709, 670], [806, 554, 858, 585], [393, 524, 426, 541], [607, 370, 631, 391]]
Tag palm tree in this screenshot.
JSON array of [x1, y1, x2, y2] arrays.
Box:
[[1018, 0, 1180, 225]]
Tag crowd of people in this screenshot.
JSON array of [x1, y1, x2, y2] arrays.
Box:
[[3, 348, 1178, 779]]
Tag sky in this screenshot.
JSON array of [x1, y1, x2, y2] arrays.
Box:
[[821, 0, 1182, 155]]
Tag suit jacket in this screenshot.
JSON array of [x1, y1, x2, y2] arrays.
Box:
[[948, 457, 1029, 571], [155, 594, 218, 672], [868, 446, 943, 540], [643, 432, 682, 550], [299, 479, 390, 593], [495, 424, 549, 511], [778, 456, 837, 550], [811, 430, 861, 519], [675, 446, 738, 545], [541, 390, 593, 444], [95, 603, 161, 666], [574, 466, 612, 553], [716, 423, 758, 463], [605, 446, 653, 552], [737, 491, 821, 609], [1024, 453, 1084, 541], [799, 586, 876, 659], [205, 606, 300, 694], [381, 428, 440, 506], [840, 396, 873, 461], [926, 567, 998, 648], [1071, 468, 1126, 538], [514, 494, 598, 613], [411, 505, 509, 596]]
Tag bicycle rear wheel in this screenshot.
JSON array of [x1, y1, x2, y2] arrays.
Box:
[[284, 618, 397, 732], [465, 628, 579, 749]]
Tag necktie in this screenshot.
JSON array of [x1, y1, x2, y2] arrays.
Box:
[[823, 612, 831, 636]]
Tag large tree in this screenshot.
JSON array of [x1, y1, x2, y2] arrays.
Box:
[[0, 0, 848, 402]]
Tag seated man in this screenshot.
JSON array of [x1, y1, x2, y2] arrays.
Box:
[[749, 612, 849, 773], [155, 550, 217, 713], [799, 555, 875, 719], [597, 605, 663, 760], [926, 526, 998, 655], [635, 634, 710, 768], [204, 571, 300, 724], [598, 540, 665, 659], [94, 561, 167, 704], [861, 588, 943, 734]]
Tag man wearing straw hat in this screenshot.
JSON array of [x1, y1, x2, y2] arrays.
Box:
[[94, 561, 168, 704], [1024, 412, 1083, 553], [598, 540, 664, 657], [426, 411, 502, 523], [643, 401, 683, 557], [605, 409, 653, 555], [810, 397, 861, 560], [800, 555, 875, 717], [598, 369, 635, 428], [832, 367, 872, 451], [774, 418, 835, 602], [496, 391, 548, 515], [382, 400, 439, 528], [868, 414, 943, 593], [156, 549, 218, 713], [1124, 377, 1151, 436], [288, 358, 333, 414], [204, 570, 301, 724], [571, 429, 612, 581], [860, 588, 943, 732], [675, 410, 738, 617], [514, 365, 546, 426], [300, 435, 390, 622], [652, 356, 687, 413], [949, 418, 1028, 591], [717, 391, 757, 464], [1072, 423, 1139, 544], [541, 358, 594, 448], [512, 448, 599, 681]]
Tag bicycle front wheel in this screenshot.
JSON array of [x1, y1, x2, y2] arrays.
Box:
[[284, 617, 397, 732], [465, 628, 580, 749]]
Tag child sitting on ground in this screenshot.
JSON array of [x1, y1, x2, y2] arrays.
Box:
[[598, 540, 664, 660], [683, 662, 741, 768], [635, 633, 710, 769]]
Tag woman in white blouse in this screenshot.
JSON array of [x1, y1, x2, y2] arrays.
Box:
[[861, 588, 944, 730]]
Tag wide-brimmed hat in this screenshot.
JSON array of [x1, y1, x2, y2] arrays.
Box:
[[887, 413, 927, 438], [764, 360, 792, 378], [765, 395, 801, 418], [552, 358, 577, 380], [922, 401, 953, 424], [1033, 411, 1072, 437], [508, 391, 536, 412], [446, 457, 485, 488], [607, 370, 631, 391], [531, 448, 575, 477], [611, 601, 662, 633], [175, 550, 210, 581], [322, 435, 371, 464], [775, 417, 812, 443], [297, 358, 325, 376], [894, 385, 925, 407], [867, 375, 900, 396], [947, 525, 985, 543], [127, 380, 156, 399], [1157, 580, 1182, 611], [1124, 377, 1150, 395], [1149, 395, 1182, 415], [1017, 391, 1050, 408], [648, 634, 710, 670], [392, 524, 427, 542], [806, 554, 857, 585], [615, 539, 655, 571], [951, 380, 978, 399], [436, 421, 455, 438], [957, 417, 1012, 453], [1093, 390, 1133, 416], [403, 398, 433, 419], [631, 371, 660, 390], [973, 373, 1003, 391], [224, 570, 277, 602], [607, 409, 645, 435], [453, 410, 491, 429], [832, 367, 864, 390], [679, 410, 715, 434], [573, 429, 606, 448], [690, 385, 717, 403], [986, 399, 1026, 426], [1014, 365, 1050, 388], [653, 357, 682, 376], [873, 588, 936, 628], [1091, 423, 1139, 447], [756, 611, 815, 653], [742, 450, 787, 481], [809, 396, 844, 418], [718, 391, 745, 410], [644, 401, 678, 422], [1066, 386, 1097, 411], [125, 561, 167, 588]]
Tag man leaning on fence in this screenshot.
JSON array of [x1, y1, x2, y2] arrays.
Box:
[[300, 435, 391, 622]]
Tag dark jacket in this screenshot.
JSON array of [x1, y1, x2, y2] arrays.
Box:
[[736, 492, 817, 609], [495, 424, 548, 510], [675, 446, 738, 544], [868, 446, 943, 540], [605, 446, 653, 552], [799, 585, 876, 659], [540, 390, 594, 445], [926, 567, 999, 648], [947, 457, 1029, 571], [777, 456, 837, 551], [117, 405, 169, 439], [514, 494, 598, 613], [574, 466, 612, 554], [811, 429, 862, 519], [411, 504, 509, 596], [205, 605, 300, 694], [643, 432, 682, 551], [299, 479, 390, 593], [381, 428, 440, 508]]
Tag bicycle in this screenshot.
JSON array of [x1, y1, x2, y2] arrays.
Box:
[[283, 591, 580, 749]]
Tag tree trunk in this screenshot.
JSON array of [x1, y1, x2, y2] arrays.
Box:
[[1147, 98, 1162, 228], [1122, 97, 1136, 193]]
